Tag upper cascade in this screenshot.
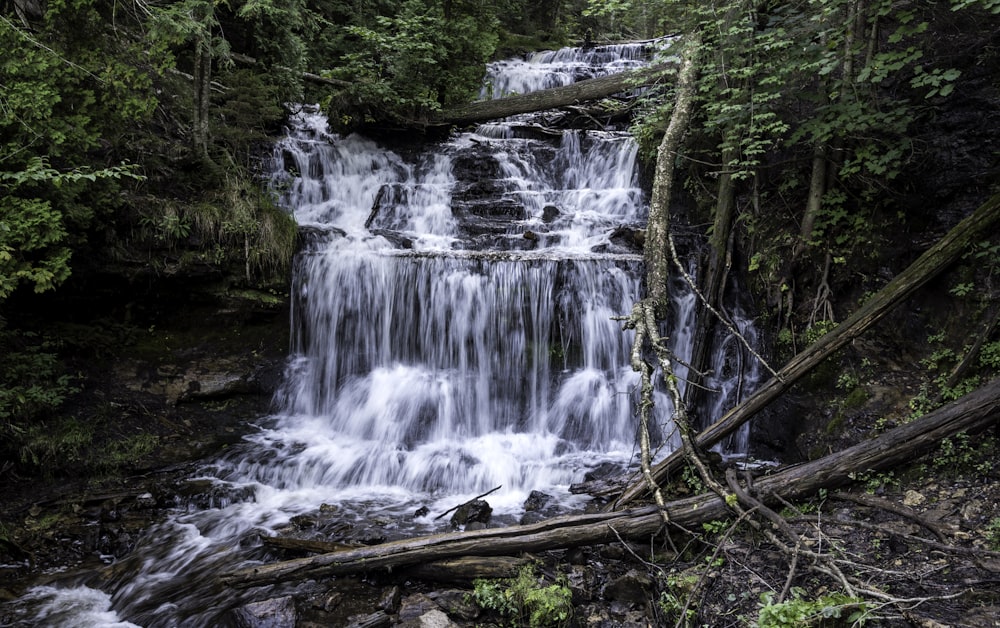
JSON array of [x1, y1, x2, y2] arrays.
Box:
[[481, 40, 660, 99]]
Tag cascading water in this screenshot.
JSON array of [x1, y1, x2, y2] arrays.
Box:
[[3, 42, 761, 627]]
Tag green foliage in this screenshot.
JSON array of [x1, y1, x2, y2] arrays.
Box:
[[472, 564, 573, 628], [658, 572, 699, 626], [327, 0, 499, 126], [986, 517, 1000, 551], [0, 327, 79, 466], [1, 3, 155, 302], [930, 432, 995, 477], [757, 588, 868, 627], [847, 469, 898, 494]]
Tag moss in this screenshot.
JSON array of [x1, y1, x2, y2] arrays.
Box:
[[824, 415, 845, 436], [843, 385, 869, 409]]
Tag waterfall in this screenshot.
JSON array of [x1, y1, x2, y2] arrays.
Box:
[[3, 40, 762, 628]]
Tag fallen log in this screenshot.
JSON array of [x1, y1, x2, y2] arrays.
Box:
[[401, 556, 530, 583], [262, 536, 359, 554], [612, 192, 1000, 509], [220, 377, 999, 588], [432, 63, 672, 127]]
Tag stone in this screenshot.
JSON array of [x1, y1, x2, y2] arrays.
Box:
[[398, 593, 439, 622], [378, 585, 402, 612], [903, 490, 926, 506], [450, 499, 492, 528], [231, 596, 297, 628], [523, 490, 553, 512], [541, 205, 560, 222], [428, 590, 480, 621], [602, 569, 653, 605], [397, 609, 457, 628]]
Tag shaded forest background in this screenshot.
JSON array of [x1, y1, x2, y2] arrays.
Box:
[[1, 0, 999, 484]]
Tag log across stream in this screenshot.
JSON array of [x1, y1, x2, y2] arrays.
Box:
[[221, 375, 1000, 588]]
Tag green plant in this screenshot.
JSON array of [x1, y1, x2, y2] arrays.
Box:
[[472, 564, 572, 628], [0, 328, 80, 468], [932, 432, 995, 477], [658, 573, 699, 627], [985, 517, 1000, 551], [681, 463, 705, 494], [757, 588, 868, 627], [847, 469, 898, 494]]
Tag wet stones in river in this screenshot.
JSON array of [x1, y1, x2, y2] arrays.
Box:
[[449, 499, 492, 529], [520, 490, 558, 525], [541, 204, 561, 223]]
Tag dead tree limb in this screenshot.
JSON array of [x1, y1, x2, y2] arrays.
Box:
[[220, 377, 999, 589], [434, 485, 502, 520], [611, 193, 1000, 509]]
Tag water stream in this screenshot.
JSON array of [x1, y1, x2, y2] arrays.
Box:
[[4, 42, 761, 627]]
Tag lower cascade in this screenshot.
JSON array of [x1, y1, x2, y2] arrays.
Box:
[[4, 43, 761, 627]]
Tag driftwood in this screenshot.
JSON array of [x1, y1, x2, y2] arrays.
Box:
[[434, 485, 502, 520], [432, 63, 672, 127], [612, 192, 1000, 509], [220, 376, 999, 589]]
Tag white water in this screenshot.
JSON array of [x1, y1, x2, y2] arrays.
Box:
[[4, 40, 762, 627]]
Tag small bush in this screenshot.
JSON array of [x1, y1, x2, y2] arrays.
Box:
[[472, 564, 572, 628]]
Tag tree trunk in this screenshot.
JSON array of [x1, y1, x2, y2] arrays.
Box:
[[612, 192, 1000, 508], [432, 63, 672, 127], [192, 34, 212, 160], [220, 377, 1000, 588], [644, 35, 701, 316], [684, 144, 737, 413]]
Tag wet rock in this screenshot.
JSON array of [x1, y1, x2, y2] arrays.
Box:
[[565, 563, 597, 603], [602, 569, 653, 606], [134, 492, 157, 509], [397, 593, 439, 622], [413, 505, 429, 518], [565, 547, 588, 565], [344, 610, 390, 628], [609, 226, 645, 251], [231, 595, 297, 628], [542, 205, 561, 222], [378, 585, 402, 613], [290, 514, 316, 529], [586, 462, 623, 482], [428, 590, 479, 621], [450, 499, 492, 528], [397, 609, 457, 628], [313, 591, 342, 613], [524, 490, 553, 512], [903, 489, 926, 506], [521, 490, 558, 524]]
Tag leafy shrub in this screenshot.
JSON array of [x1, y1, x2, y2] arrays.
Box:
[[472, 563, 572, 628], [757, 589, 868, 627]]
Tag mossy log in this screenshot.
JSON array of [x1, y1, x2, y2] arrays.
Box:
[[612, 193, 1000, 509], [220, 376, 999, 589], [432, 64, 672, 127]]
